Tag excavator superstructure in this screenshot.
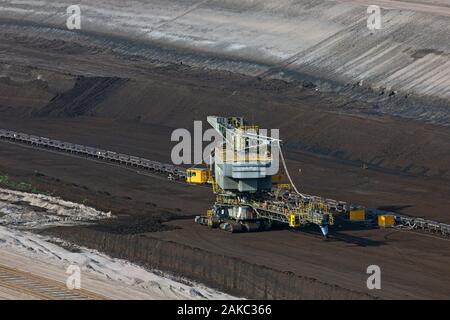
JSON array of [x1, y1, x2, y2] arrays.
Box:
[[193, 116, 334, 237]]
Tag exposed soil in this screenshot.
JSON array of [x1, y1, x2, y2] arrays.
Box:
[[0, 20, 449, 299]]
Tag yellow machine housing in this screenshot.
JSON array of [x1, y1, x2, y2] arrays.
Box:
[[349, 209, 365, 221], [378, 215, 395, 228], [186, 168, 210, 184]]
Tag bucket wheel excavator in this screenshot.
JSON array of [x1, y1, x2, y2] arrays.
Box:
[[189, 116, 334, 238]]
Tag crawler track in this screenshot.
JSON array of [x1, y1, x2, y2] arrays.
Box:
[[0, 264, 107, 300]]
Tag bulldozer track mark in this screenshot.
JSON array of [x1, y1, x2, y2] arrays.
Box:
[[0, 264, 107, 300]]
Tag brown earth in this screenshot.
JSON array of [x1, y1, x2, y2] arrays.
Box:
[[0, 22, 449, 299]]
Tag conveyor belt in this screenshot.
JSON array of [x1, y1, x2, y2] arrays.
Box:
[[393, 215, 450, 237], [0, 129, 186, 179]]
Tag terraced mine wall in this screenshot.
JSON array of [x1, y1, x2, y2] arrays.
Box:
[[47, 227, 375, 300], [1, 0, 449, 124]]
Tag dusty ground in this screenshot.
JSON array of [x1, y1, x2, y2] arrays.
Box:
[[0, 241, 235, 300], [1, 0, 449, 126], [0, 12, 449, 299], [1, 121, 450, 299]]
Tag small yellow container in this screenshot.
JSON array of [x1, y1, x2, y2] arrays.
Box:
[[349, 209, 365, 221], [378, 215, 395, 227], [186, 168, 210, 184]]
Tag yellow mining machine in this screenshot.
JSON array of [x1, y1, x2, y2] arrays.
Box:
[[189, 116, 334, 238]]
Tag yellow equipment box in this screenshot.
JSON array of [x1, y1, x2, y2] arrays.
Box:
[[378, 215, 395, 228], [289, 213, 301, 227], [349, 209, 365, 221], [186, 168, 210, 184]]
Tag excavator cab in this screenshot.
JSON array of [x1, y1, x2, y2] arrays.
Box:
[[186, 168, 210, 184]]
